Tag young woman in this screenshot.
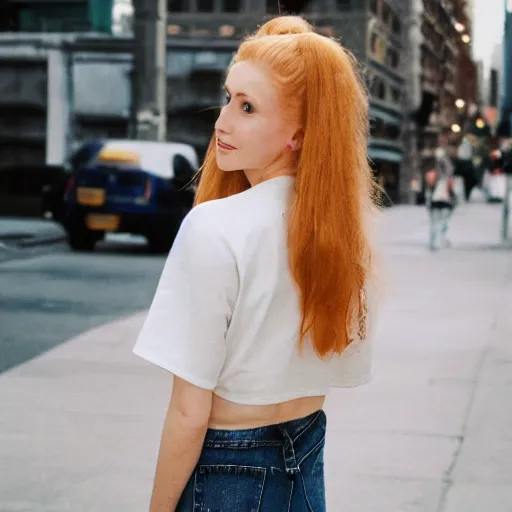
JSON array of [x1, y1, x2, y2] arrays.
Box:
[[426, 146, 456, 251], [133, 15, 380, 512]]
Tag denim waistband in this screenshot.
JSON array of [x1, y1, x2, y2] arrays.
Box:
[[204, 409, 326, 448]]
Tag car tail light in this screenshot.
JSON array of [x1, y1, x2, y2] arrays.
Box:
[[144, 177, 152, 201], [64, 176, 76, 200]]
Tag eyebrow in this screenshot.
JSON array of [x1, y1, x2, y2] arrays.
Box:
[[223, 85, 250, 99]]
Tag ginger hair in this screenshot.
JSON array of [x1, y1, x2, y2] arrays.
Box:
[[193, 16, 379, 358]]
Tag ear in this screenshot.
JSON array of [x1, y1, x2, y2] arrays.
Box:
[[290, 130, 303, 151]]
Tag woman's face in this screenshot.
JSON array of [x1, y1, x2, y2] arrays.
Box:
[[215, 60, 298, 173]]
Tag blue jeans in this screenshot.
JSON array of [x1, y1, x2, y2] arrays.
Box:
[[176, 410, 327, 512], [429, 204, 453, 251]]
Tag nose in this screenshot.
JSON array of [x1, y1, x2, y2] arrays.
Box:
[[215, 105, 232, 136]]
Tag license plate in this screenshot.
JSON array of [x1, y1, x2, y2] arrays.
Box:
[[86, 214, 120, 231], [77, 187, 105, 206]]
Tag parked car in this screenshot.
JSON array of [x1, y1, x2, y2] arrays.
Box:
[[48, 139, 198, 252]]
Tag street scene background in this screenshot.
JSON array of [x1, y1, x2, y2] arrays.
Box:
[[1, 0, 512, 511]]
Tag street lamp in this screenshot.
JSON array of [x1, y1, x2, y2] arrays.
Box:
[[219, 25, 235, 37], [167, 24, 181, 34], [461, 34, 471, 44], [451, 123, 462, 133], [475, 118, 486, 129], [454, 22, 465, 33], [455, 98, 466, 109]]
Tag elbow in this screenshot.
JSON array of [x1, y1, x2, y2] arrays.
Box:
[[169, 377, 213, 431], [173, 404, 211, 432]]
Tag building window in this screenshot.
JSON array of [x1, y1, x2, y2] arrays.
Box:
[[378, 81, 386, 100], [336, 0, 351, 9], [370, 32, 378, 53], [223, 0, 241, 11], [371, 76, 387, 100], [387, 47, 400, 68], [376, 37, 386, 62], [197, 0, 214, 12], [382, 3, 391, 25], [266, 0, 279, 13], [392, 15, 401, 35], [388, 124, 400, 140], [391, 87, 401, 103], [168, 0, 188, 11]]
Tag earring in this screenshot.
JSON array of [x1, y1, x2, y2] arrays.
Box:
[[287, 141, 296, 151]]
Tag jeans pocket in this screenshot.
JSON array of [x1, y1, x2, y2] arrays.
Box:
[[194, 464, 266, 512]]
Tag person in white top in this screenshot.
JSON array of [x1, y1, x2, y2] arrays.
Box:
[[426, 146, 456, 251], [133, 15, 380, 512]]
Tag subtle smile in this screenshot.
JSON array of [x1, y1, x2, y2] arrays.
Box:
[[217, 138, 237, 151]]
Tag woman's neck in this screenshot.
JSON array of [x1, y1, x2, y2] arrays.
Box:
[[244, 168, 296, 188]]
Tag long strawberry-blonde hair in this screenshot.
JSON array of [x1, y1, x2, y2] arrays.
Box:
[[193, 16, 379, 358]]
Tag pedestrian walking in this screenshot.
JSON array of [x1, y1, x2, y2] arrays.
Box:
[[426, 147, 456, 251], [133, 15, 379, 512], [456, 134, 476, 201]]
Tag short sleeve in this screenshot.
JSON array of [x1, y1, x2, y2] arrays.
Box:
[[133, 205, 238, 390], [330, 284, 378, 388]]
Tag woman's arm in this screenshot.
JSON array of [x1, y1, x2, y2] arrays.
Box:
[[149, 377, 213, 512]]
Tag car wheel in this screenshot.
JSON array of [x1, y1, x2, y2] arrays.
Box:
[[67, 228, 97, 252]]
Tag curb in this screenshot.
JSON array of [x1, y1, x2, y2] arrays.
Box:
[[16, 232, 67, 249], [0, 231, 68, 264], [0, 231, 67, 249]]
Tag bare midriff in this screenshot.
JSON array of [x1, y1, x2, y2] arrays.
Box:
[[208, 394, 326, 430]]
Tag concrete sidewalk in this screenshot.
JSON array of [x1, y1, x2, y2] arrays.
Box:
[[1, 202, 512, 511]]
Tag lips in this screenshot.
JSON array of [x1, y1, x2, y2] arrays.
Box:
[[217, 138, 237, 151]]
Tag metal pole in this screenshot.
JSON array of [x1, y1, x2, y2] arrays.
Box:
[[65, 45, 76, 161], [132, 0, 167, 141], [500, 1, 511, 242], [502, 174, 512, 242]]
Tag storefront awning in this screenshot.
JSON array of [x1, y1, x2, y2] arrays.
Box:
[[368, 147, 403, 163], [369, 108, 402, 126]]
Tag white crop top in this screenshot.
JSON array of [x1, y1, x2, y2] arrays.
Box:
[[133, 175, 375, 405]]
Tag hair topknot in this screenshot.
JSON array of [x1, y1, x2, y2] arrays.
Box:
[[255, 16, 313, 36]]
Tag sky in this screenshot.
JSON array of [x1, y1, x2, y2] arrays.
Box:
[[472, 0, 505, 66]]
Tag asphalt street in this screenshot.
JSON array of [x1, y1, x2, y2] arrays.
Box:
[[0, 238, 166, 374]]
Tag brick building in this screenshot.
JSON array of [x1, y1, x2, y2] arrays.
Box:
[[409, 0, 476, 170]]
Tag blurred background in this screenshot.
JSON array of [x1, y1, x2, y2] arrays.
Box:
[[1, 1, 512, 511], [0, 0, 509, 212]]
